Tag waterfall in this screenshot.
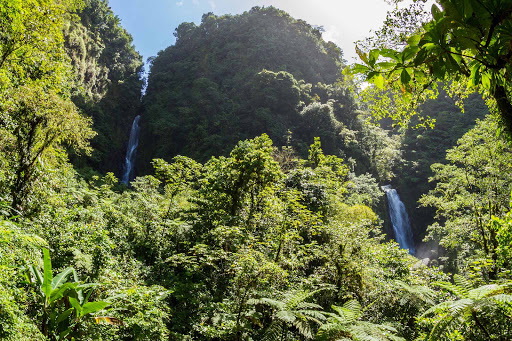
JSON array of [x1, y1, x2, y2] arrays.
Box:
[[121, 115, 141, 185], [382, 185, 415, 255]]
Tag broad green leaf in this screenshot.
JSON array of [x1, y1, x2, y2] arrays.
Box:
[[400, 69, 411, 84], [366, 71, 378, 80], [462, 0, 473, 19], [344, 63, 370, 75], [380, 48, 400, 61], [50, 283, 78, 304], [373, 74, 384, 89], [431, 4, 442, 20], [42, 248, 53, 300], [369, 49, 380, 65], [52, 267, 74, 290], [423, 43, 438, 51], [481, 72, 491, 89], [69, 297, 82, 313], [59, 328, 72, 340], [407, 34, 422, 46], [355, 46, 368, 64], [81, 301, 110, 317], [402, 46, 419, 62], [56, 308, 74, 324], [29, 264, 43, 286], [470, 63, 481, 86], [376, 61, 395, 69]]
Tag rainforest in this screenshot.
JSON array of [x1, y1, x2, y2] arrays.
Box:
[[0, 0, 511, 340]]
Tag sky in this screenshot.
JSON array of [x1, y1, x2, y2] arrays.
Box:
[[108, 0, 398, 65]]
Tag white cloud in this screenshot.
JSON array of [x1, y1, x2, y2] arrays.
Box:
[[322, 25, 341, 44], [208, 0, 216, 10], [176, 1, 183, 6], [192, 0, 199, 5]]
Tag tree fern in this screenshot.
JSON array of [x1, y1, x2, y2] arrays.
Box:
[[420, 275, 512, 340], [250, 289, 326, 340], [317, 300, 405, 341]]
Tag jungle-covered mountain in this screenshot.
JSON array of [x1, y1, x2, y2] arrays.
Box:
[[138, 7, 398, 182], [1, 0, 512, 340]]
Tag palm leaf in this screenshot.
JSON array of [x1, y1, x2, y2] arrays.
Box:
[[81, 301, 109, 317], [51, 267, 74, 290]]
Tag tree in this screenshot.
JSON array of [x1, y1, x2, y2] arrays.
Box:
[[0, 0, 82, 92], [0, 84, 95, 212], [350, 0, 512, 134], [420, 115, 512, 277]]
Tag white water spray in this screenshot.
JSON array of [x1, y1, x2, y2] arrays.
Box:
[[121, 115, 141, 185], [382, 185, 415, 255]]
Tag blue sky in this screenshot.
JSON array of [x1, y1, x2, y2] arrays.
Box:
[[108, 0, 397, 65]]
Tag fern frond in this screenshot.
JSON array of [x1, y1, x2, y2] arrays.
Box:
[[468, 283, 507, 300], [434, 281, 466, 298], [262, 321, 283, 341], [330, 300, 361, 324], [276, 310, 296, 323], [343, 300, 362, 314], [286, 289, 322, 309], [317, 322, 351, 340], [296, 309, 326, 322], [490, 294, 512, 304], [394, 280, 435, 305], [421, 300, 453, 317], [293, 318, 314, 339], [426, 311, 456, 341], [453, 275, 472, 296], [448, 298, 473, 317], [258, 297, 286, 310], [297, 301, 323, 310]]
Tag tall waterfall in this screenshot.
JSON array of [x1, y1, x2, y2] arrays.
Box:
[[382, 185, 416, 255], [121, 115, 141, 185]]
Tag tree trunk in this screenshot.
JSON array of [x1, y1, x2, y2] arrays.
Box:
[[493, 85, 512, 135]]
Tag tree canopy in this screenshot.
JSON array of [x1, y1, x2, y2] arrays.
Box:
[[350, 0, 512, 134]]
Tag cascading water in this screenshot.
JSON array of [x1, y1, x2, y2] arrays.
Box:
[[382, 185, 416, 255], [121, 115, 141, 185]]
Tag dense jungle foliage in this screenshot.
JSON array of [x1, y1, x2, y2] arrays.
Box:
[[0, 0, 511, 340], [65, 0, 144, 174], [138, 7, 401, 184]]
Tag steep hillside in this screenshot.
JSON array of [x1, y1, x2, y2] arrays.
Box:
[[138, 7, 398, 181], [64, 0, 144, 174]]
